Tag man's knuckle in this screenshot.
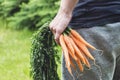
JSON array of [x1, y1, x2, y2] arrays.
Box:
[[56, 29, 61, 33]]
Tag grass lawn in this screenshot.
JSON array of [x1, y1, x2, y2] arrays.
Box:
[[0, 19, 61, 80], [0, 20, 33, 80]]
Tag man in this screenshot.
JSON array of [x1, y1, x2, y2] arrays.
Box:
[[49, 0, 120, 80]]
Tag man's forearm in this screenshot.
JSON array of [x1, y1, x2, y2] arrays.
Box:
[[58, 0, 78, 17]]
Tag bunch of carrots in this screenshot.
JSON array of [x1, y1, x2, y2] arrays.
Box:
[[59, 28, 97, 76]]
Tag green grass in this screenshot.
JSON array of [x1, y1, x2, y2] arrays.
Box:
[[0, 19, 61, 80], [0, 20, 33, 80]]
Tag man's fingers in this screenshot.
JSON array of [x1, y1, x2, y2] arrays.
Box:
[[49, 26, 55, 35], [55, 32, 60, 44], [49, 22, 59, 44]]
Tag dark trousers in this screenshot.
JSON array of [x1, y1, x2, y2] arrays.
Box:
[[62, 22, 120, 80]]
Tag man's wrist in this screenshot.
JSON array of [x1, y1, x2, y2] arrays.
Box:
[[58, 7, 72, 18]]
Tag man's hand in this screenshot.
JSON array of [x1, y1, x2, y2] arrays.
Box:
[[49, 10, 72, 44]]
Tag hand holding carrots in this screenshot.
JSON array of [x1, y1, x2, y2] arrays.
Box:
[[59, 28, 96, 76], [49, 10, 72, 44]]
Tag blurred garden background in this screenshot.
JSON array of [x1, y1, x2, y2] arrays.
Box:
[[0, 0, 61, 80]]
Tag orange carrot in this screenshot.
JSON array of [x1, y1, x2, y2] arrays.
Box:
[[63, 35, 75, 56], [70, 57, 76, 70], [68, 49, 78, 61], [70, 35, 95, 61], [82, 53, 91, 68], [84, 56, 91, 68], [69, 36, 86, 64], [60, 35, 74, 76], [67, 65, 73, 76], [70, 29, 96, 50], [77, 60, 84, 72], [59, 35, 70, 67], [63, 35, 77, 61]]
